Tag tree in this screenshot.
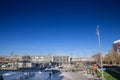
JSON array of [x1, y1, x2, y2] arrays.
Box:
[[92, 53, 101, 64], [110, 49, 118, 65], [104, 54, 111, 64], [103, 49, 120, 65], [22, 56, 31, 62], [22, 56, 31, 68], [103, 50, 112, 64], [117, 55, 120, 65]]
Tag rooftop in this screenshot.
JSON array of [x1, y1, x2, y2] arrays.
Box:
[[114, 40, 120, 44]]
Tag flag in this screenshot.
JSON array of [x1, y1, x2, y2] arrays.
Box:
[[96, 25, 100, 36]]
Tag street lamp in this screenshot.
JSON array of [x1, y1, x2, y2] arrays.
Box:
[[96, 25, 104, 79]]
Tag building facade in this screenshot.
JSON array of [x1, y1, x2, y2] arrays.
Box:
[[53, 55, 70, 64], [31, 56, 52, 63], [113, 40, 120, 54]]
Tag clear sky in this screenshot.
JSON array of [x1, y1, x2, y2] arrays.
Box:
[[0, 0, 120, 57]]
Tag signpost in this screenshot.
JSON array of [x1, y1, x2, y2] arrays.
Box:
[[96, 25, 104, 79]]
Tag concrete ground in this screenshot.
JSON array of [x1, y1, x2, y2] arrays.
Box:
[[3, 70, 101, 80]]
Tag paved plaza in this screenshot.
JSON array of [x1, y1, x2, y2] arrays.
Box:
[[2, 70, 97, 80]]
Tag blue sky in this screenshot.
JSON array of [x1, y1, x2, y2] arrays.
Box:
[[0, 0, 120, 57]]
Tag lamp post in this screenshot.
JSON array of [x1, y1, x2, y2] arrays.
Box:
[[96, 25, 104, 79]]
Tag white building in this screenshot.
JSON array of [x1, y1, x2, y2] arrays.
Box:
[[31, 56, 52, 63], [72, 57, 94, 62], [53, 55, 70, 64], [17, 62, 36, 68]]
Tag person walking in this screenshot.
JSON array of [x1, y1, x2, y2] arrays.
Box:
[[52, 70, 55, 75], [49, 72, 52, 78], [47, 72, 52, 80], [92, 64, 98, 74], [0, 75, 4, 80]]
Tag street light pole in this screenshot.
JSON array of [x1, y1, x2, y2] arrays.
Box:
[[96, 25, 104, 79]]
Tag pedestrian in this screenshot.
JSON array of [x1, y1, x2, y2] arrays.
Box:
[[0, 75, 4, 80], [95, 68, 97, 74], [92, 72, 94, 76], [52, 70, 55, 75], [49, 72, 52, 78], [92, 64, 98, 75]]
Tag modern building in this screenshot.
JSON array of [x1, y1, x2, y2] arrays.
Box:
[[31, 55, 52, 63], [72, 57, 94, 62], [53, 55, 70, 64], [17, 61, 36, 68], [70, 57, 95, 67], [113, 40, 120, 54]]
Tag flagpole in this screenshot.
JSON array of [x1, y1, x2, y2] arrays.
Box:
[[96, 25, 104, 79]]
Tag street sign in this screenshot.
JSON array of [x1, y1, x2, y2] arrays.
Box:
[[97, 68, 106, 70]]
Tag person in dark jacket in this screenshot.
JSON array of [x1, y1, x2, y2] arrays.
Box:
[[0, 75, 4, 80], [49, 72, 52, 78]]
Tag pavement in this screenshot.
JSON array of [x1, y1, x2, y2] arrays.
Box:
[[2, 70, 102, 80]]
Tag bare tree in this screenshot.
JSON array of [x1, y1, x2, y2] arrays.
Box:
[[22, 56, 31, 68], [110, 49, 118, 65], [103, 49, 120, 65], [92, 53, 101, 64]]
